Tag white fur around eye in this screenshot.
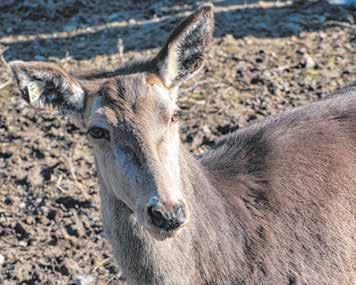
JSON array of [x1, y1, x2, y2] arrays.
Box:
[[151, 84, 178, 102]]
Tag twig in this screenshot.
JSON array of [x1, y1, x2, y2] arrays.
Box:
[[0, 79, 11, 91], [68, 143, 82, 191], [56, 175, 65, 192], [91, 257, 111, 273], [324, 20, 356, 30]]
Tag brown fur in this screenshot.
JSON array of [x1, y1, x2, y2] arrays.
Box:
[[9, 4, 355, 285], [100, 86, 356, 283]]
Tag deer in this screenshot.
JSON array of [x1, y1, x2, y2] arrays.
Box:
[[8, 3, 356, 285]]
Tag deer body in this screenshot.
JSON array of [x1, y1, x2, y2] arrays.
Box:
[[99, 84, 356, 285], [9, 4, 355, 285]]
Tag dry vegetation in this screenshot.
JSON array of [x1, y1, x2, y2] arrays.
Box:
[[0, 0, 355, 284]]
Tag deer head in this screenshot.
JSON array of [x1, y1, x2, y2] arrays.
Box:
[[10, 4, 214, 240]]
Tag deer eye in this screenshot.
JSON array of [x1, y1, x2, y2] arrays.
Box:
[[171, 110, 181, 123], [87, 127, 110, 140]]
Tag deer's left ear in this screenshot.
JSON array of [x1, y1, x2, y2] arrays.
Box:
[[10, 60, 85, 116], [155, 3, 214, 88]]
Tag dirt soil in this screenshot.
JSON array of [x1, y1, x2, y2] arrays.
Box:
[[0, 0, 355, 284]]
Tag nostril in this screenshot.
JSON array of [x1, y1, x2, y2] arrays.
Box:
[[147, 203, 186, 231], [148, 206, 166, 228]]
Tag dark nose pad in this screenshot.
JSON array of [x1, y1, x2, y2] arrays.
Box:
[[147, 204, 186, 231]]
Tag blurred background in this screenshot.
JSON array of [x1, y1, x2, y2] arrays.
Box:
[[0, 0, 355, 284]]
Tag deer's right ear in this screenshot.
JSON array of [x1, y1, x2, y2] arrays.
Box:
[[155, 4, 214, 88], [10, 61, 85, 116]]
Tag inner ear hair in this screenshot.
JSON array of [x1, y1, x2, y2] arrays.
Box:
[[10, 60, 85, 115], [155, 3, 214, 88]]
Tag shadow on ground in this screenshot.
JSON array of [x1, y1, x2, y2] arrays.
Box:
[[1, 0, 354, 61]]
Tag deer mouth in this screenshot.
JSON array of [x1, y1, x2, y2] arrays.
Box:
[[144, 213, 190, 240], [146, 226, 187, 241]]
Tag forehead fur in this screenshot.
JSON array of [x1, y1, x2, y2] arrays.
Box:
[[100, 75, 142, 127], [146, 73, 166, 87], [97, 73, 170, 128]]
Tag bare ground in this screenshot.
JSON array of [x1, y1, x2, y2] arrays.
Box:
[[0, 0, 355, 284]]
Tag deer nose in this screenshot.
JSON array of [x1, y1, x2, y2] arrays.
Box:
[[147, 202, 186, 231]]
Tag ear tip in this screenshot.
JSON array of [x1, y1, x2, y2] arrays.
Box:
[[198, 3, 214, 10], [197, 3, 214, 15], [9, 60, 25, 72], [9, 60, 24, 66], [195, 3, 215, 30]]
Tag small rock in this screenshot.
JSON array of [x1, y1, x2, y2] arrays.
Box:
[[224, 34, 235, 44], [25, 216, 35, 225], [0, 254, 5, 266], [14, 222, 29, 240], [304, 53, 316, 69], [128, 18, 136, 25], [319, 32, 327, 39], [76, 274, 95, 285], [47, 209, 57, 220], [244, 37, 253, 45], [3, 196, 12, 205]]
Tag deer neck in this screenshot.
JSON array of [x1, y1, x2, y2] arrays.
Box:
[[98, 146, 246, 284]]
